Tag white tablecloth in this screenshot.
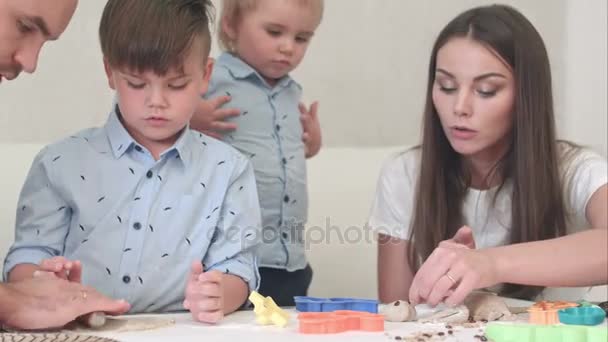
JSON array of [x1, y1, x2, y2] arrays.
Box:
[[83, 298, 562, 342]]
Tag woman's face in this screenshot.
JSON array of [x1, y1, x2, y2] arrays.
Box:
[[432, 37, 515, 161]]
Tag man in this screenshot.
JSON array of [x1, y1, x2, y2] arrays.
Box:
[[0, 0, 130, 329]]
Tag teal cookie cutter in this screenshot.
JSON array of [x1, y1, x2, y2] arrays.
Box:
[[558, 306, 606, 326]]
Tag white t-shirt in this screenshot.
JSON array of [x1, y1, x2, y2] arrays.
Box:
[[368, 146, 608, 301]]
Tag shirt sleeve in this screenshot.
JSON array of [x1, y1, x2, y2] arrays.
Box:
[[563, 148, 608, 224], [367, 150, 418, 240], [202, 154, 262, 291], [3, 147, 70, 280]]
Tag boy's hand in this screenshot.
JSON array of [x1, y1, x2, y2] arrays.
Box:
[[183, 261, 225, 324], [191, 96, 240, 139], [299, 101, 321, 158], [39, 256, 82, 282]]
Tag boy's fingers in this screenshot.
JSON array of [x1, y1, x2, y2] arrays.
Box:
[[195, 283, 222, 298], [188, 261, 204, 283], [197, 270, 223, 283], [195, 297, 222, 312], [196, 311, 223, 324]]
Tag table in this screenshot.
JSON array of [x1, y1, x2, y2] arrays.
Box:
[[84, 298, 560, 341]]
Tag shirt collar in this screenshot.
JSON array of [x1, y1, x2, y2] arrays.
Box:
[[160, 125, 192, 167], [216, 52, 297, 91], [104, 105, 193, 167], [105, 106, 135, 159]]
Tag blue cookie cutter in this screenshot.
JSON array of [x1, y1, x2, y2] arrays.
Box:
[[558, 306, 606, 326], [294, 296, 378, 313]]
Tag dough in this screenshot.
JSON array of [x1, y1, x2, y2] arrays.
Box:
[[464, 291, 513, 321], [418, 305, 469, 324], [82, 312, 106, 328], [70, 317, 175, 333], [378, 300, 417, 322]]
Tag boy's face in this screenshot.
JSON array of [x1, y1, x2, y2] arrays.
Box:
[[0, 0, 78, 83], [104, 40, 211, 152], [225, 0, 320, 86]]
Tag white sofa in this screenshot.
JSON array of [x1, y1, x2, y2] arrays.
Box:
[[1, 144, 605, 302]]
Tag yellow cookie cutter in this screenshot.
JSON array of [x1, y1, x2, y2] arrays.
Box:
[[248, 291, 290, 327]]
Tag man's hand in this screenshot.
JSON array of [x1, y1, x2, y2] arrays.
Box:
[[3, 272, 129, 330]]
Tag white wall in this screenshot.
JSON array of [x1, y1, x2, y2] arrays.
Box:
[[563, 0, 608, 155]]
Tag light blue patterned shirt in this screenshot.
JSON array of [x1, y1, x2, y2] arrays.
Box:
[[204, 52, 308, 271], [3, 107, 262, 313]]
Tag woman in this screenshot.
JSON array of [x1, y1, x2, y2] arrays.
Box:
[[370, 4, 607, 306]]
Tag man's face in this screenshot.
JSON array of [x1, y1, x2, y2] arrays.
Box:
[[0, 0, 78, 83]]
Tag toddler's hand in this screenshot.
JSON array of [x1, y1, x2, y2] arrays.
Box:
[[300, 101, 321, 158]]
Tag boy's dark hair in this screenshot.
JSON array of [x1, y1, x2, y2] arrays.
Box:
[[99, 0, 213, 75]]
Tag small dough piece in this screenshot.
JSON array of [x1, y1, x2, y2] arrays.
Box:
[[81, 312, 106, 328], [378, 300, 417, 322], [71, 317, 175, 333]]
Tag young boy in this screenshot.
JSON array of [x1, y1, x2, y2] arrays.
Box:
[[3, 0, 261, 324], [191, 0, 324, 306]]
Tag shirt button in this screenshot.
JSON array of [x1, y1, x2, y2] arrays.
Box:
[[146, 170, 153, 178], [282, 232, 289, 239], [275, 124, 281, 132], [134, 145, 143, 152], [133, 222, 142, 230], [282, 158, 287, 165], [122, 275, 131, 284], [284, 195, 290, 203]]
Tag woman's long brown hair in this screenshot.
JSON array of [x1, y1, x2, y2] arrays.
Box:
[[409, 4, 568, 300]]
